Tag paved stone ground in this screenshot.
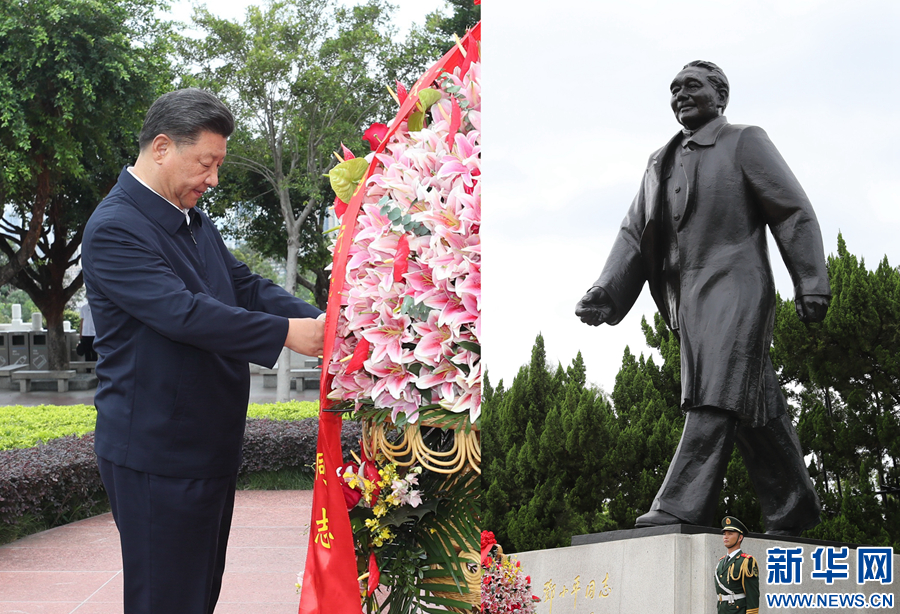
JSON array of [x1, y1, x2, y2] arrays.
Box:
[[0, 490, 313, 614]]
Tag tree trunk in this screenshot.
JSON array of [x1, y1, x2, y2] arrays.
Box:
[[0, 166, 49, 286], [277, 188, 300, 403], [296, 268, 330, 311], [46, 317, 69, 371]]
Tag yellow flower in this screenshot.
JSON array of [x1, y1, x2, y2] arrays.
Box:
[[373, 502, 388, 518]]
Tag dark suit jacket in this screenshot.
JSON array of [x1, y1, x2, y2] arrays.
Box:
[[596, 117, 829, 425], [83, 168, 321, 478]]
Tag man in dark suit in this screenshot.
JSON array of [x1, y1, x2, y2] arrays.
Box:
[[576, 61, 829, 535], [82, 88, 324, 614]]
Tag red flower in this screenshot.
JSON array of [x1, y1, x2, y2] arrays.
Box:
[[481, 531, 497, 551], [367, 552, 380, 596], [359, 447, 382, 501], [362, 122, 388, 151], [345, 337, 370, 374], [337, 462, 362, 509], [481, 530, 498, 567], [392, 235, 410, 282], [463, 167, 481, 195], [396, 80, 408, 105], [333, 194, 348, 219]]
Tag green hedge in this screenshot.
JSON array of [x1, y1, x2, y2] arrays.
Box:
[[1, 415, 360, 544], [0, 405, 97, 450], [247, 400, 319, 421], [0, 401, 320, 451]]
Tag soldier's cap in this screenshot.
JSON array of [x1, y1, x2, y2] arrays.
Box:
[[721, 516, 748, 535]]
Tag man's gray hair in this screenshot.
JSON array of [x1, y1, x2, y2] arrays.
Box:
[[684, 60, 729, 111], [138, 88, 234, 150]]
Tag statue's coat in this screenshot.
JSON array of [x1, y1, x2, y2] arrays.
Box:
[[596, 116, 830, 427]]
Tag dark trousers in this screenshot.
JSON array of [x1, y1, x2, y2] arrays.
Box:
[[98, 457, 238, 614], [650, 407, 821, 531], [84, 336, 98, 361]]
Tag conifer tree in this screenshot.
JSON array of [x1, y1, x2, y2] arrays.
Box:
[[483, 335, 615, 552], [606, 317, 684, 529], [773, 235, 899, 546]]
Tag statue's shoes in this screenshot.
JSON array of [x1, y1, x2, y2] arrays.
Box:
[[766, 516, 820, 537], [634, 510, 683, 528]]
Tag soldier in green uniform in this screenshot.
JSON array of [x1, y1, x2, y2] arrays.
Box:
[[716, 516, 760, 614]]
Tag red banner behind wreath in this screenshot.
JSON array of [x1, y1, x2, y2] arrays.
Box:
[[298, 22, 482, 614]]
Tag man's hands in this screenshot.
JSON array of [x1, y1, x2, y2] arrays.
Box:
[[575, 286, 616, 326], [285, 317, 325, 357], [795, 294, 830, 323]]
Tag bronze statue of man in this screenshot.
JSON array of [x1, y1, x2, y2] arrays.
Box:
[[576, 61, 829, 536]]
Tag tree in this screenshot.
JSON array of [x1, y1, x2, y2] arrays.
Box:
[[0, 0, 172, 368], [773, 235, 900, 547], [390, 0, 481, 72], [433, 0, 481, 45], [483, 335, 617, 552], [182, 0, 421, 400]]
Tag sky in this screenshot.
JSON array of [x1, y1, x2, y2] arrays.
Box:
[[481, 0, 900, 394], [162, 1, 900, 396], [165, 0, 446, 36]]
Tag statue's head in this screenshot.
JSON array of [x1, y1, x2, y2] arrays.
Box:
[[670, 61, 729, 130]]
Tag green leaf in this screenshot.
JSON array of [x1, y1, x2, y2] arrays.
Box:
[[379, 502, 438, 528], [419, 595, 474, 610], [417, 88, 442, 110], [407, 111, 425, 132], [457, 341, 481, 355], [327, 157, 369, 203], [400, 295, 414, 315]]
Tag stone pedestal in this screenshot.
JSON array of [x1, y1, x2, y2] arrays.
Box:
[[511, 525, 898, 613]]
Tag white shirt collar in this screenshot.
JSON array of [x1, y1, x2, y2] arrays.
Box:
[[127, 167, 191, 225]]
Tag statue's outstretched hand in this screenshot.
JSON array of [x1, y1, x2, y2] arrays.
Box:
[[576, 286, 615, 326], [795, 294, 830, 323]]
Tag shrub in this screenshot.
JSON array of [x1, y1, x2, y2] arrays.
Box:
[[0, 416, 361, 542], [0, 432, 105, 528], [240, 417, 361, 475]]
